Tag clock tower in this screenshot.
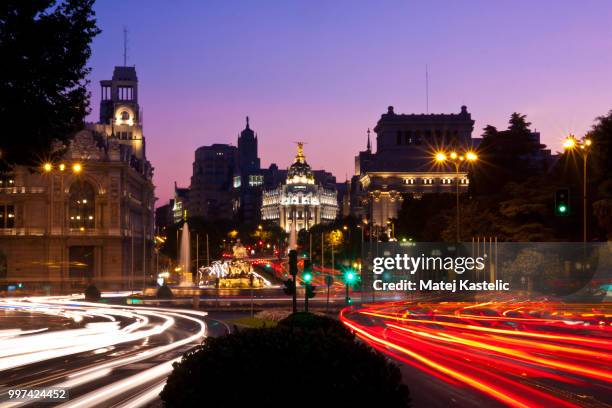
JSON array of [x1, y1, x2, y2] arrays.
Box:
[[96, 66, 145, 160]]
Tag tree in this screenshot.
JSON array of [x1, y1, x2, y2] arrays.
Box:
[[472, 113, 547, 195], [0, 0, 100, 167], [587, 110, 612, 182], [508, 112, 531, 134], [482, 124, 498, 138], [395, 194, 455, 241], [593, 180, 612, 239]]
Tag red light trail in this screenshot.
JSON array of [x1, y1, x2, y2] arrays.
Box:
[[340, 301, 611, 407]]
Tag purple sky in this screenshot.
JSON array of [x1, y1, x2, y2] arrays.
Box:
[[86, 1, 612, 205]]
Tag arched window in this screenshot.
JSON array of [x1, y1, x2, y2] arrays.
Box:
[[121, 110, 130, 121], [69, 181, 95, 230]]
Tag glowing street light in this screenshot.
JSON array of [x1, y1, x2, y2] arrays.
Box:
[[435, 152, 447, 163], [72, 163, 82, 173], [433, 149, 479, 242], [466, 151, 478, 162], [563, 134, 593, 242], [43, 163, 53, 172]]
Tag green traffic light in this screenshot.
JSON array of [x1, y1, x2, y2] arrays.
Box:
[[345, 271, 356, 284], [303, 272, 313, 283], [558, 204, 567, 213]]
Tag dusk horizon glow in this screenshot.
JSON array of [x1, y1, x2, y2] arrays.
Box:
[[86, 0, 612, 205]]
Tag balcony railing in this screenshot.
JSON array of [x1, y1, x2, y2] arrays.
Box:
[[0, 186, 46, 194]]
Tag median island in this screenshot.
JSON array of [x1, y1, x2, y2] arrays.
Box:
[[161, 312, 411, 407]]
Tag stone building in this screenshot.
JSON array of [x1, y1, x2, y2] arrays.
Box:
[[0, 66, 155, 293], [261, 143, 338, 232], [352, 106, 475, 229]]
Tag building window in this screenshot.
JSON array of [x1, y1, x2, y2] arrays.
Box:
[[0, 174, 15, 188], [441, 178, 453, 185], [404, 178, 415, 185], [0, 205, 15, 228], [461, 178, 469, 185], [121, 110, 130, 121], [69, 181, 95, 230], [248, 175, 264, 187], [422, 178, 433, 185], [118, 86, 133, 100]]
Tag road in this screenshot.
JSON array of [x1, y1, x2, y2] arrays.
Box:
[[0, 295, 228, 408], [341, 301, 612, 408]]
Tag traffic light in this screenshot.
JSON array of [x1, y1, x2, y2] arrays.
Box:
[[306, 284, 316, 299], [344, 269, 357, 285], [303, 259, 312, 283], [345, 296, 352, 305], [288, 250, 298, 276], [283, 278, 295, 295], [555, 188, 570, 216]]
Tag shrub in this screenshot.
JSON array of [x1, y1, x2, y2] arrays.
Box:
[[84, 284, 101, 301], [156, 284, 173, 299], [161, 313, 410, 407], [277, 311, 354, 340]]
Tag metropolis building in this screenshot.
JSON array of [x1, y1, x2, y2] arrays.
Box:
[[0, 66, 155, 292], [351, 105, 475, 228], [261, 143, 338, 232]]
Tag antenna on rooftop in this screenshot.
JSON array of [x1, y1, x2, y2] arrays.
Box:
[[123, 27, 129, 66]]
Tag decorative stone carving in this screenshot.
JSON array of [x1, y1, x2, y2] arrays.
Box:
[[68, 130, 104, 161]]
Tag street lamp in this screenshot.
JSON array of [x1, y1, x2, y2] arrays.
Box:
[[41, 161, 84, 294], [434, 149, 478, 242], [563, 134, 592, 242]]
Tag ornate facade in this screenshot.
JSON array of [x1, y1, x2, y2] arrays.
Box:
[[352, 106, 475, 228], [261, 144, 338, 232], [0, 66, 155, 293]]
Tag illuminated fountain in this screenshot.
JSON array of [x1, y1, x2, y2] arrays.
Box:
[[178, 222, 192, 286], [288, 221, 297, 252]]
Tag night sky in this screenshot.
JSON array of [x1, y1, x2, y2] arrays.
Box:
[[86, 0, 612, 205]]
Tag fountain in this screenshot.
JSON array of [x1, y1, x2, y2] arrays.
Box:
[[288, 221, 297, 252], [178, 221, 192, 286]]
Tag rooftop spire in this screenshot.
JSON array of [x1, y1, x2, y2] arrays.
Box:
[[366, 128, 371, 151], [246, 116, 250, 129], [295, 142, 306, 163]]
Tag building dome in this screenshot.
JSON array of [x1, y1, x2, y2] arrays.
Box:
[[287, 142, 314, 185]]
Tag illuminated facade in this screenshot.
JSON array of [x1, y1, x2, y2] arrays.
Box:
[[261, 143, 338, 232], [352, 106, 475, 228], [0, 66, 155, 292]]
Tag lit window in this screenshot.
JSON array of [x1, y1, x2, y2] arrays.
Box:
[[404, 178, 415, 185], [121, 111, 130, 121], [0, 205, 15, 228], [69, 181, 95, 230], [248, 175, 264, 187]]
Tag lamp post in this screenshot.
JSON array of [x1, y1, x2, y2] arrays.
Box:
[[434, 150, 478, 242], [43, 161, 83, 294], [563, 135, 592, 243]]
